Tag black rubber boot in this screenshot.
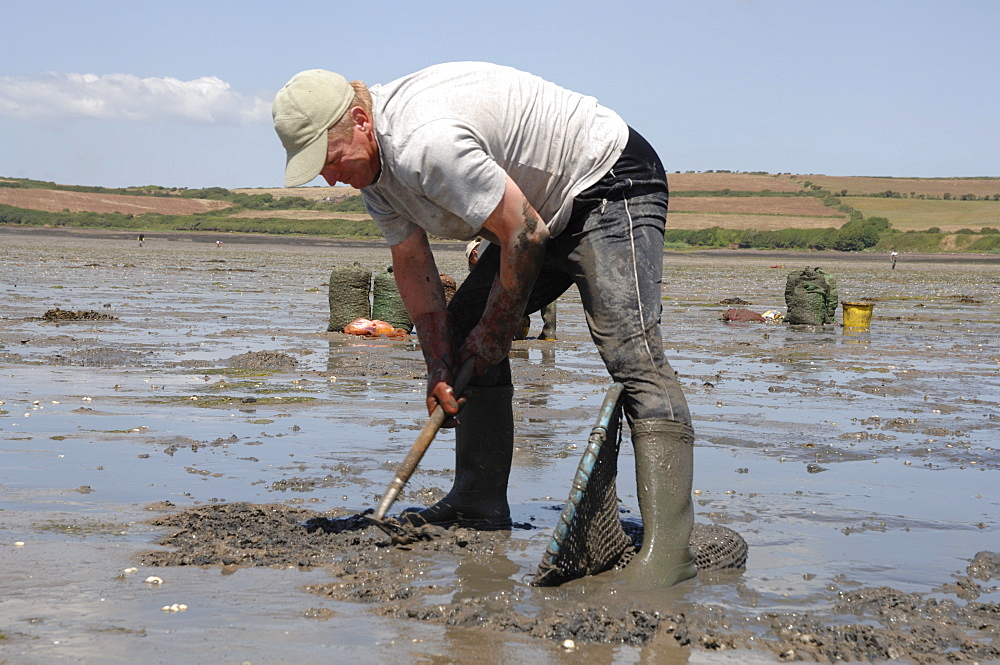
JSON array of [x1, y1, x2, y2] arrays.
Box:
[[622, 419, 697, 587], [401, 385, 514, 529]]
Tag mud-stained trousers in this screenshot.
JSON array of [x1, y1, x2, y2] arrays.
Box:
[[447, 127, 691, 428]]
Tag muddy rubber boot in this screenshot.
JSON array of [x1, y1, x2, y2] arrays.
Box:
[[622, 419, 697, 588], [401, 385, 514, 529], [539, 302, 557, 341]]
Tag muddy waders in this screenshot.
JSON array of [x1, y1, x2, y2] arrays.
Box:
[[402, 385, 514, 529], [623, 419, 697, 587]]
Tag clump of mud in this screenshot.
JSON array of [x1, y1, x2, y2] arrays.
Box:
[[138, 502, 500, 569], [40, 308, 118, 321], [138, 502, 1000, 662], [225, 350, 298, 372], [941, 550, 1000, 600], [140, 503, 373, 568], [968, 551, 1000, 581]]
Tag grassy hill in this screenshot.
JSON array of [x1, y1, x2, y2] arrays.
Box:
[[2, 174, 999, 252]]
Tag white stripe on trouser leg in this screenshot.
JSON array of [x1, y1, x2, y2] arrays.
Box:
[[624, 195, 676, 421]]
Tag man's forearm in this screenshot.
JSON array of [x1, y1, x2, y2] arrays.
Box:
[[462, 176, 549, 372], [496, 198, 546, 302], [390, 227, 464, 417], [389, 227, 447, 319], [481, 200, 546, 340]]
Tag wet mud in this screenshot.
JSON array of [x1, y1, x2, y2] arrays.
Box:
[[132, 500, 999, 664], [1, 228, 998, 664]]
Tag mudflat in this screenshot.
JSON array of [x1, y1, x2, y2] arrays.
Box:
[[1, 228, 997, 664]]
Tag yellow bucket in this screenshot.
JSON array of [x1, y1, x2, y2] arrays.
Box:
[[842, 301, 874, 328]]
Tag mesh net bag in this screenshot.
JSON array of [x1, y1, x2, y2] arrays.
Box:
[[784, 267, 839, 325], [533, 384, 748, 587], [328, 263, 371, 332], [534, 384, 632, 586], [619, 521, 748, 572], [371, 269, 413, 333]]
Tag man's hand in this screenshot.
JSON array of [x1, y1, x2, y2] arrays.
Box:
[[413, 310, 465, 425], [427, 361, 463, 422]]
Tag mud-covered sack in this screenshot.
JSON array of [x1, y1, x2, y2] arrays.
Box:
[[371, 269, 413, 333], [784, 267, 838, 325], [328, 263, 371, 332]]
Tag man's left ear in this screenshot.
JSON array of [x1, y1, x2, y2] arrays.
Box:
[[352, 106, 371, 130]]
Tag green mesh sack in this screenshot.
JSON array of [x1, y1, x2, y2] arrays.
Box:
[[328, 263, 371, 332], [371, 269, 412, 333], [784, 267, 838, 325]]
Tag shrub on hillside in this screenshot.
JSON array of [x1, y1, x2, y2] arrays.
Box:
[[969, 235, 1000, 252], [663, 227, 741, 248], [180, 187, 232, 200], [737, 227, 839, 250], [833, 217, 887, 251]]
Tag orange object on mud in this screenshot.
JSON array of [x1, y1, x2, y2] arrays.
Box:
[[343, 318, 408, 338]]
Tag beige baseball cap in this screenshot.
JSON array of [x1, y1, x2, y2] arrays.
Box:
[[273, 69, 353, 187]]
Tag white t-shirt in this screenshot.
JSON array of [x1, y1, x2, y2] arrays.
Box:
[[361, 62, 629, 245]]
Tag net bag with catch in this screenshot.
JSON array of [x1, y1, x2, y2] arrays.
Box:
[[532, 383, 749, 587], [371, 268, 413, 333], [328, 263, 371, 332], [784, 266, 838, 325]]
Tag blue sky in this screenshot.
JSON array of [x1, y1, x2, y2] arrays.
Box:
[[2, 0, 997, 189]]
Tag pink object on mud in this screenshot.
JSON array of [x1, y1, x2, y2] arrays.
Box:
[[343, 318, 407, 338]]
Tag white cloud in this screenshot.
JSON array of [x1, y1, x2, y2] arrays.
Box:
[[0, 72, 271, 128]]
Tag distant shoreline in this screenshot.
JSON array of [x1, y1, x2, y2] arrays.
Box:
[[1, 224, 995, 264], [0, 224, 384, 248]]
